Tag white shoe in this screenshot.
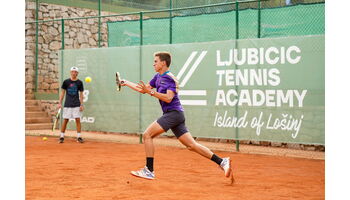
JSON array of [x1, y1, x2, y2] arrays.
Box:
[[131, 166, 155, 180], [220, 157, 232, 177]]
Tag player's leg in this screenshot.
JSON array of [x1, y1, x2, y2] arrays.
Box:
[[178, 132, 213, 159], [131, 121, 165, 180], [73, 107, 83, 143], [168, 112, 214, 159], [75, 117, 83, 143], [143, 121, 166, 158], [177, 130, 233, 179], [60, 119, 69, 133], [59, 119, 69, 143], [76, 117, 81, 133], [59, 107, 71, 143]]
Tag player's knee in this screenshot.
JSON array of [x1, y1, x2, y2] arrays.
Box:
[[143, 132, 152, 140], [186, 142, 197, 151]]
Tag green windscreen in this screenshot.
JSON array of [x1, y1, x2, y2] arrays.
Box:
[[60, 35, 324, 145], [107, 3, 324, 47]]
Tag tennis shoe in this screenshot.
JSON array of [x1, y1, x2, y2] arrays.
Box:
[[77, 137, 84, 143], [131, 166, 155, 180], [58, 137, 64, 143], [220, 157, 232, 177]]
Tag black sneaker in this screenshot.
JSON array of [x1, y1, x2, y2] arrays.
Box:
[[77, 137, 84, 143], [58, 137, 64, 143]]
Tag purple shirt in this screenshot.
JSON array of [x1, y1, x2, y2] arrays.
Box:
[[149, 71, 184, 113]]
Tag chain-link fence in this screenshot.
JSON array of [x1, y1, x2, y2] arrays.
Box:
[[25, 0, 141, 95], [108, 1, 324, 47], [25, 0, 324, 96], [27, 0, 325, 12], [25, 0, 324, 147]]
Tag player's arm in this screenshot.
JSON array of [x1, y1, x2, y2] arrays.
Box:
[[150, 89, 175, 103], [79, 91, 84, 111], [137, 81, 175, 103], [58, 89, 65, 109], [121, 80, 152, 94]]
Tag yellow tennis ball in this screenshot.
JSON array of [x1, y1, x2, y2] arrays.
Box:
[[85, 76, 92, 83], [43, 137, 48, 141]]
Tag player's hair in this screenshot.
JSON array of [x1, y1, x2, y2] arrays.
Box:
[[154, 52, 171, 67]]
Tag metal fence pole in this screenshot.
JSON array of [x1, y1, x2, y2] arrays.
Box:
[[60, 18, 65, 130], [258, 0, 261, 38], [61, 19, 65, 50], [235, 0, 240, 152], [139, 12, 144, 144], [35, 0, 39, 92], [169, 0, 173, 44], [140, 12, 143, 45], [98, 0, 101, 47]]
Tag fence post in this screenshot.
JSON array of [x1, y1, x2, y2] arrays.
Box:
[[140, 12, 143, 45], [169, 0, 173, 44], [258, 0, 261, 38], [61, 19, 65, 50], [235, 0, 240, 152], [60, 18, 65, 129], [139, 12, 144, 144], [35, 0, 39, 93], [98, 0, 101, 47]]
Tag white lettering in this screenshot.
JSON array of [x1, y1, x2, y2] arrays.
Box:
[[286, 46, 301, 64], [216, 70, 225, 86], [265, 47, 279, 65], [215, 90, 227, 106]]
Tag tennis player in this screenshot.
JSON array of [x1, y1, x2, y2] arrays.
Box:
[[57, 66, 84, 143], [121, 52, 233, 180]]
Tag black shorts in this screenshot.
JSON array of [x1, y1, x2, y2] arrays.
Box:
[[156, 110, 189, 138]]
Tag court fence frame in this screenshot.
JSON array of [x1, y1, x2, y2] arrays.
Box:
[[25, 0, 325, 95], [25, 0, 325, 151]]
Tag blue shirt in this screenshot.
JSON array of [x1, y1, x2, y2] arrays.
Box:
[[61, 78, 84, 107], [149, 71, 184, 113]]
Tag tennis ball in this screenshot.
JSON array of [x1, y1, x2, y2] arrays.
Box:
[[85, 76, 92, 83], [42, 137, 48, 141]]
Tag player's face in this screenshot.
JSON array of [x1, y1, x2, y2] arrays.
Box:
[[70, 70, 78, 79], [153, 56, 165, 72]]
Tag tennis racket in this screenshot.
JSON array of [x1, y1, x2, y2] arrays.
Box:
[[52, 108, 61, 132], [115, 72, 125, 91]]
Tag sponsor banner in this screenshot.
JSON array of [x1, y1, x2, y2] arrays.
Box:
[[61, 35, 324, 144]]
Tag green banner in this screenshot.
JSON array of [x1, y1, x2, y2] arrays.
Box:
[[60, 35, 324, 144]]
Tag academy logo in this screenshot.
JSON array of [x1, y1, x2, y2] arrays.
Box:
[[177, 51, 208, 106]]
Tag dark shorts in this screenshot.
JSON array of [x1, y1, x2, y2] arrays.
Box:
[[156, 110, 189, 138]]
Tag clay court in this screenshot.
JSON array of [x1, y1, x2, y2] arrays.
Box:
[[26, 134, 324, 200]]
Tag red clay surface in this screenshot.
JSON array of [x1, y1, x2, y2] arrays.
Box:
[[26, 136, 324, 200]]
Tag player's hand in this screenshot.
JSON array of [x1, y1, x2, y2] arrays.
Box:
[[58, 104, 62, 109], [120, 79, 127, 86], [80, 105, 84, 111], [137, 81, 150, 94]]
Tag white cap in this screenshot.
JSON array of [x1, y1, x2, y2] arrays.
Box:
[[70, 66, 79, 72]]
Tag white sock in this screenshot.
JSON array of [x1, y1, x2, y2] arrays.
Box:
[[60, 133, 64, 138], [77, 133, 81, 138]]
